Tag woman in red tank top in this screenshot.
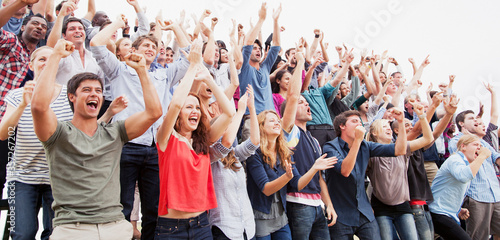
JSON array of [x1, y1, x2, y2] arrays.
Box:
[[154, 39, 236, 240]]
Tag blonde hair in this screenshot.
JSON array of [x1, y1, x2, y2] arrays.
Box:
[[457, 134, 480, 151], [258, 110, 292, 169], [367, 119, 389, 143], [30, 46, 53, 63]]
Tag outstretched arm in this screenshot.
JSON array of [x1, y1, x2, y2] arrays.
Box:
[[485, 82, 498, 125], [90, 15, 125, 47], [82, 0, 95, 21], [271, 3, 281, 47], [156, 40, 203, 151], [31, 40, 74, 142], [46, 1, 76, 47], [407, 103, 433, 152], [223, 47, 239, 100], [281, 44, 305, 133], [245, 3, 266, 46], [123, 53, 162, 140]]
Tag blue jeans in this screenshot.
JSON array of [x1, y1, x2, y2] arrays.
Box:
[[286, 202, 330, 240], [120, 143, 160, 240], [411, 207, 434, 240], [8, 181, 54, 240], [328, 213, 381, 240], [256, 224, 291, 240], [376, 213, 418, 240], [154, 212, 212, 239]]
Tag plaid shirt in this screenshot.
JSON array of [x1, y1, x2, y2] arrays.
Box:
[[0, 29, 30, 121]]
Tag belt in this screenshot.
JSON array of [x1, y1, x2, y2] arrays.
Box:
[[410, 204, 429, 211]]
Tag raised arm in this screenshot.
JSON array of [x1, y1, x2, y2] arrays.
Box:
[[90, 15, 125, 47], [406, 55, 430, 95], [320, 32, 329, 62], [46, 1, 76, 47], [31, 40, 74, 142], [0, 0, 38, 28], [198, 68, 236, 143], [271, 3, 281, 47], [157, 19, 189, 48], [429, 95, 458, 142], [245, 3, 266, 46], [281, 44, 305, 133], [393, 108, 408, 155], [82, 0, 95, 21], [229, 19, 243, 69], [97, 95, 128, 124], [223, 47, 239, 100], [484, 82, 498, 125], [123, 53, 162, 140], [407, 103, 433, 152], [408, 58, 417, 76], [0, 81, 34, 140], [200, 21, 215, 66], [156, 40, 203, 151]]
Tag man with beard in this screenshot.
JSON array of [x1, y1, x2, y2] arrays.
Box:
[[0, 0, 47, 198], [449, 110, 500, 240]]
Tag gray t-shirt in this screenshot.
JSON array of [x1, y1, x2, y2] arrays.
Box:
[[367, 143, 412, 206], [42, 120, 128, 226]]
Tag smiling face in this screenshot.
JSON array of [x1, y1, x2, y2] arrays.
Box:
[[63, 21, 85, 45], [178, 95, 202, 133], [262, 112, 282, 138], [29, 47, 53, 77], [165, 49, 174, 64], [116, 38, 132, 61], [69, 79, 103, 119], [339, 83, 350, 98], [277, 72, 291, 92], [219, 48, 229, 63], [133, 38, 157, 64]]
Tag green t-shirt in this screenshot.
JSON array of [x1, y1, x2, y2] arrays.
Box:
[[42, 120, 128, 226]]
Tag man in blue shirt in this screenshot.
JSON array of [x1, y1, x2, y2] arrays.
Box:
[[449, 110, 500, 239], [238, 3, 281, 141], [429, 134, 490, 240], [323, 110, 408, 240]]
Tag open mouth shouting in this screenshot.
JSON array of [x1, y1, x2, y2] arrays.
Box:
[[87, 100, 99, 111]]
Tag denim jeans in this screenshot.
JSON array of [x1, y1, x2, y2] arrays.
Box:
[[212, 226, 253, 240], [286, 202, 330, 240], [8, 181, 54, 240], [154, 212, 212, 239], [120, 143, 160, 240], [411, 207, 434, 240], [376, 213, 418, 240], [328, 213, 381, 240], [255, 224, 291, 240]]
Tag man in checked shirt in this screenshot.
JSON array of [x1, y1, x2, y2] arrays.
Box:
[[0, 0, 47, 199]]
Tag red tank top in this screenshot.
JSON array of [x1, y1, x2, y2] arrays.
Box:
[[157, 131, 217, 215]]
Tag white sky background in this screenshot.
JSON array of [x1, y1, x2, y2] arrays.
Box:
[[79, 0, 499, 122]]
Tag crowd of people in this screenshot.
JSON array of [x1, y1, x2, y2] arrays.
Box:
[[0, 0, 499, 239]]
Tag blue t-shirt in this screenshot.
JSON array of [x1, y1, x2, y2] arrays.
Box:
[[238, 45, 281, 115]]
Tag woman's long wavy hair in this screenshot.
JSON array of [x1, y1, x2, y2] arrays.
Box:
[[174, 93, 211, 155], [221, 151, 241, 172], [258, 110, 292, 169]]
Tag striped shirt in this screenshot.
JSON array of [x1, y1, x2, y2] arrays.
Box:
[[448, 132, 500, 202], [5, 86, 73, 184]]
